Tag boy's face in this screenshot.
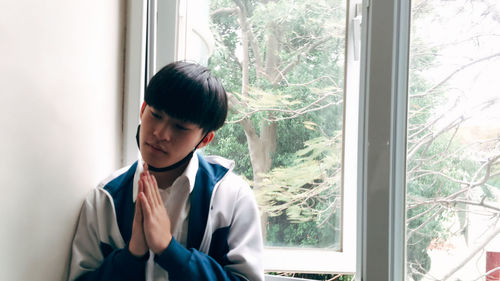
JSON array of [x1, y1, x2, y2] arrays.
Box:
[[139, 104, 214, 169]]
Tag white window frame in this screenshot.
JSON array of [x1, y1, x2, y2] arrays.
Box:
[[263, 0, 360, 273], [122, 0, 147, 166], [122, 0, 184, 165], [122, 0, 413, 279]]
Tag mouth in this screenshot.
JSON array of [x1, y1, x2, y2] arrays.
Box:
[[146, 142, 167, 154]]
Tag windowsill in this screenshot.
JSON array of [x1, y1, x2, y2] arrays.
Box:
[[265, 275, 313, 281]]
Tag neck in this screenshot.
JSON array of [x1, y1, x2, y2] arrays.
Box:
[[148, 150, 194, 172], [150, 161, 189, 189]]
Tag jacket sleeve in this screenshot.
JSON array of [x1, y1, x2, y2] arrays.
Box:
[[154, 238, 246, 281], [73, 248, 149, 281], [154, 180, 264, 281], [67, 191, 148, 281]]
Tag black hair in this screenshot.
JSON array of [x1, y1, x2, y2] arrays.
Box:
[[144, 61, 228, 133]]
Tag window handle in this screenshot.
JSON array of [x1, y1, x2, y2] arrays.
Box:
[[352, 3, 362, 61]]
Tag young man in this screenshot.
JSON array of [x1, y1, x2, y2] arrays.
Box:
[[68, 62, 264, 281]]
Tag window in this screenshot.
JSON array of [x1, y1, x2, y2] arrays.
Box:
[[358, 0, 500, 280], [182, 0, 357, 275], [142, 0, 358, 276], [122, 0, 500, 280], [405, 1, 500, 280]]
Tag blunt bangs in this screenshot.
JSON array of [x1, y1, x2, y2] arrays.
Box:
[[144, 62, 228, 132]]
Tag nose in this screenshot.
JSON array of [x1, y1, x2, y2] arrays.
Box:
[[153, 122, 172, 142]]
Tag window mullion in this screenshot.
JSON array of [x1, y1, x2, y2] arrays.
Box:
[[357, 0, 410, 280], [389, 0, 410, 279]]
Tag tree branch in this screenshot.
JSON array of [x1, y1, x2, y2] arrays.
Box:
[[226, 94, 342, 123], [471, 266, 500, 281], [210, 7, 238, 18], [441, 223, 500, 281], [411, 52, 500, 98], [231, 0, 264, 79], [272, 36, 333, 85], [407, 204, 441, 223], [407, 206, 445, 241], [409, 198, 500, 213]]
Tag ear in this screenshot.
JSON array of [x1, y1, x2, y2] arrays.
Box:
[[197, 131, 215, 149], [139, 101, 147, 118]]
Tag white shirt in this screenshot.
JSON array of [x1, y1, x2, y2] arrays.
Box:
[[134, 154, 199, 281]]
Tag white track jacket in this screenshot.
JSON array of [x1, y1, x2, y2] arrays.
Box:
[[68, 153, 264, 281]]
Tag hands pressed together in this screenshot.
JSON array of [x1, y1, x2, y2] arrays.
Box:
[[129, 163, 172, 257]]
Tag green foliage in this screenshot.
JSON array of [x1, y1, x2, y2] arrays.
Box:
[[206, 0, 500, 280], [405, 127, 495, 280], [203, 122, 253, 179], [257, 136, 342, 224], [266, 206, 340, 248], [404, 1, 500, 275], [208, 0, 346, 250]]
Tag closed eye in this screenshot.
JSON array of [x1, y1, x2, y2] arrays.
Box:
[[151, 111, 162, 120], [175, 124, 189, 131]]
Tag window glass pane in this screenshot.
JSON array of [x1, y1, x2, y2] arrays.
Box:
[[204, 0, 347, 250], [406, 1, 500, 280]]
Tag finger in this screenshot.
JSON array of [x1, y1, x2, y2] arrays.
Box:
[[136, 196, 143, 218], [135, 180, 142, 213], [140, 162, 148, 179], [139, 192, 152, 218], [147, 173, 162, 207], [136, 181, 144, 218], [134, 193, 140, 217], [142, 176, 156, 207], [151, 174, 163, 207], [145, 172, 160, 208], [140, 168, 147, 181], [138, 176, 144, 194]]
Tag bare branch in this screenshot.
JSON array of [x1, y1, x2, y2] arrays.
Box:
[[407, 206, 445, 241], [409, 198, 500, 213], [234, 5, 250, 96], [226, 92, 342, 124], [411, 52, 500, 98], [407, 114, 465, 160], [441, 223, 500, 281], [231, 0, 264, 79], [272, 36, 333, 85], [407, 97, 460, 140], [408, 169, 471, 186], [210, 7, 238, 18], [407, 204, 441, 223], [407, 98, 497, 160], [471, 266, 500, 281]]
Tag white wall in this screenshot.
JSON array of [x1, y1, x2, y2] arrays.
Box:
[[0, 1, 125, 280]]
